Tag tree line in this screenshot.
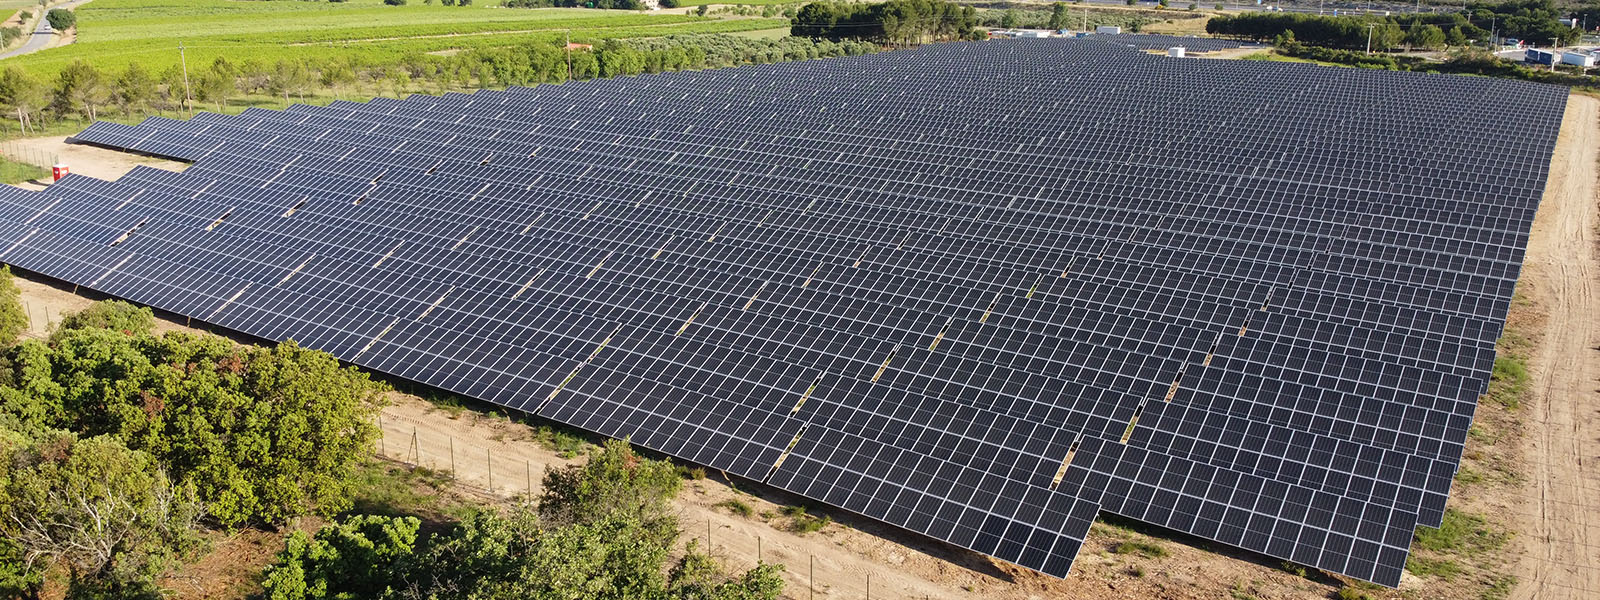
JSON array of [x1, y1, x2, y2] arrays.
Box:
[[1207, 0, 1582, 50], [504, 0, 646, 9], [790, 0, 984, 45], [0, 34, 877, 137]]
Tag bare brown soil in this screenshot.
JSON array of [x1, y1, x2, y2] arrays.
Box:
[[1508, 95, 1600, 600], [3, 135, 185, 190]]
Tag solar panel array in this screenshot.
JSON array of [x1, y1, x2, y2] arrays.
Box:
[[1091, 33, 1252, 52], [1, 38, 1566, 586]]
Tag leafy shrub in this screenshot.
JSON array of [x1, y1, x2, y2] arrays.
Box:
[[716, 499, 753, 517], [0, 429, 203, 598], [261, 514, 420, 600], [54, 299, 154, 337], [538, 438, 682, 541], [0, 330, 387, 527], [45, 8, 74, 31], [0, 266, 25, 346], [676, 464, 707, 480], [261, 442, 785, 600], [1114, 540, 1169, 558], [783, 506, 830, 534]]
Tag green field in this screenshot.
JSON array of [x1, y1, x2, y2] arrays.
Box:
[[7, 0, 787, 75]]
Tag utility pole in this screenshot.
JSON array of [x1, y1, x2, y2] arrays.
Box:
[[178, 42, 193, 116], [1366, 23, 1375, 55], [565, 29, 572, 79], [1082, 7, 1086, 33]]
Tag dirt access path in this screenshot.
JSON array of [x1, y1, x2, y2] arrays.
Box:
[[1511, 94, 1600, 600]]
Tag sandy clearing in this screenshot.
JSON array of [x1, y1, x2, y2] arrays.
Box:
[[1511, 94, 1600, 600], [3, 135, 186, 189]]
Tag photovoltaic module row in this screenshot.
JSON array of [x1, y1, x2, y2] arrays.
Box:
[[0, 38, 1565, 586]]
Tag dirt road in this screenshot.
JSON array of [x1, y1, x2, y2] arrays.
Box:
[[1512, 94, 1600, 600]]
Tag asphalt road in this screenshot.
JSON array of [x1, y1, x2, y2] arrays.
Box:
[[0, 0, 93, 61]]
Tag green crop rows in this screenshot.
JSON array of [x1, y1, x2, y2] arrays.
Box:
[[9, 0, 786, 75]]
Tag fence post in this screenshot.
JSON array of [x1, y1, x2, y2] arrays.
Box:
[[378, 415, 385, 457], [410, 427, 418, 464], [526, 460, 532, 496], [449, 436, 456, 480], [487, 448, 493, 492], [810, 555, 814, 600]]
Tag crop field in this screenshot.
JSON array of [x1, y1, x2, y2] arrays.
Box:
[[7, 0, 786, 75]]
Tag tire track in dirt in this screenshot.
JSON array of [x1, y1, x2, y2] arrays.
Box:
[[1513, 94, 1600, 600]]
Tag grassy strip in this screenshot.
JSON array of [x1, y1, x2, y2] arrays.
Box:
[[0, 156, 47, 184]]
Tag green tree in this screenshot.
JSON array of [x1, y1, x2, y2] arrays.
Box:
[[115, 63, 158, 117], [571, 49, 600, 80], [0, 266, 25, 346], [0, 330, 387, 527], [1372, 22, 1404, 52], [195, 64, 237, 112], [260, 515, 419, 600], [320, 61, 358, 100], [44, 8, 74, 30], [1047, 2, 1069, 30], [0, 429, 202, 598], [1413, 24, 1446, 50], [1001, 9, 1020, 28], [158, 65, 190, 113], [268, 60, 314, 106], [1445, 25, 1467, 47], [260, 440, 784, 600], [54, 299, 153, 337], [0, 67, 48, 135], [53, 60, 111, 120], [538, 439, 681, 542]]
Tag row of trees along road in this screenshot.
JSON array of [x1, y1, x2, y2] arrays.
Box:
[[1207, 0, 1584, 50], [791, 0, 985, 45]]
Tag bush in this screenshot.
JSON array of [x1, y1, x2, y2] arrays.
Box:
[[0, 266, 25, 346], [261, 440, 786, 600], [54, 299, 154, 337], [261, 514, 420, 600], [0, 330, 388, 527], [0, 428, 203, 598], [782, 505, 830, 534], [383, 0, 407, 5], [1113, 540, 1169, 558], [661, 0, 679, 6], [44, 8, 74, 31], [538, 438, 681, 541], [716, 499, 753, 517], [676, 464, 707, 480]]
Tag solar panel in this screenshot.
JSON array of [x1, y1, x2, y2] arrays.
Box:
[[5, 38, 1567, 587]]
